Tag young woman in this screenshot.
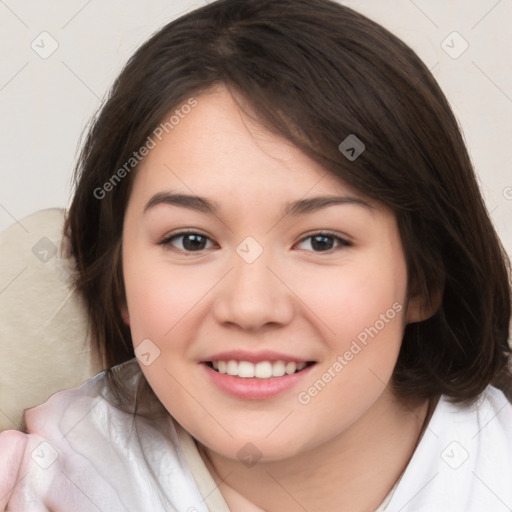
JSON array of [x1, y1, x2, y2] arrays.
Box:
[[1, 0, 511, 510]]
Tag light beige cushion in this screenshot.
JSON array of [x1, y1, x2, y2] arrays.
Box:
[[0, 208, 103, 432]]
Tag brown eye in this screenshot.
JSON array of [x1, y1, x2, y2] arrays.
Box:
[[296, 232, 351, 252], [310, 235, 335, 251], [160, 231, 214, 252]]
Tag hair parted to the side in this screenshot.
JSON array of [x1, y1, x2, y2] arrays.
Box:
[[64, 0, 511, 406]]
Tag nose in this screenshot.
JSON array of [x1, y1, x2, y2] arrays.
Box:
[[212, 246, 295, 332]]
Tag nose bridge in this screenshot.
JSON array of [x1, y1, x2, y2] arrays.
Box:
[[212, 237, 293, 329], [234, 245, 271, 291], [231, 239, 276, 304]]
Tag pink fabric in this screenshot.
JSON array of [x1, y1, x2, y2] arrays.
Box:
[[0, 360, 209, 512], [0, 431, 27, 510]]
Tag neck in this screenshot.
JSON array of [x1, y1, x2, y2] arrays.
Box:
[[199, 390, 436, 512]]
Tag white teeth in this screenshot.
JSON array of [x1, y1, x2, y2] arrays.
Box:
[[272, 360, 286, 377], [238, 361, 255, 378], [210, 360, 310, 378], [285, 362, 297, 375], [255, 361, 272, 378], [226, 360, 238, 375]]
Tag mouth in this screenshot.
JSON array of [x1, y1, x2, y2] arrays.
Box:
[[204, 360, 316, 379]]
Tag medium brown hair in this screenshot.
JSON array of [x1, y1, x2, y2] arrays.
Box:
[[65, 0, 512, 405]]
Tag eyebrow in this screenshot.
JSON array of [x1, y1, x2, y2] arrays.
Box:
[[144, 191, 374, 217], [283, 195, 374, 216], [144, 192, 220, 215]]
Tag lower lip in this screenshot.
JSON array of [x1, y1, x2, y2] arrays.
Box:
[[201, 363, 315, 400]]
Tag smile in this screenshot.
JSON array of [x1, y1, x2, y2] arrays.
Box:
[[206, 360, 313, 378]]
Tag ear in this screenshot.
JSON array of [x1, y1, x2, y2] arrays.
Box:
[[406, 286, 443, 324], [120, 304, 130, 326]]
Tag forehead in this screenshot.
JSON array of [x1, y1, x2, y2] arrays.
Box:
[[131, 86, 366, 206]]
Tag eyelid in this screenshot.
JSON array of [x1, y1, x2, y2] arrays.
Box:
[[158, 229, 216, 253], [159, 228, 210, 243], [158, 229, 352, 254], [294, 230, 352, 251]]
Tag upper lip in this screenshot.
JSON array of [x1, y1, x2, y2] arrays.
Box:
[[201, 350, 315, 364]]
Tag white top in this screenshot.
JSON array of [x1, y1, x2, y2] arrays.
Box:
[[1, 358, 511, 511]]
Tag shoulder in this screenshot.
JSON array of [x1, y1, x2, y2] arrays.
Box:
[[440, 385, 512, 446], [0, 364, 136, 510], [23, 358, 144, 434], [387, 386, 512, 511], [0, 359, 210, 511]]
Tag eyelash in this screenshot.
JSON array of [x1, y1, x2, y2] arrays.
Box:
[[158, 230, 352, 254]]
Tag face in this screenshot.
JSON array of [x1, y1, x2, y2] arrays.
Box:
[[122, 85, 424, 462]]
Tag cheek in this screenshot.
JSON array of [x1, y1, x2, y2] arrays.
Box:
[[290, 256, 408, 415], [122, 251, 210, 420], [123, 252, 208, 343], [290, 256, 407, 347]]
